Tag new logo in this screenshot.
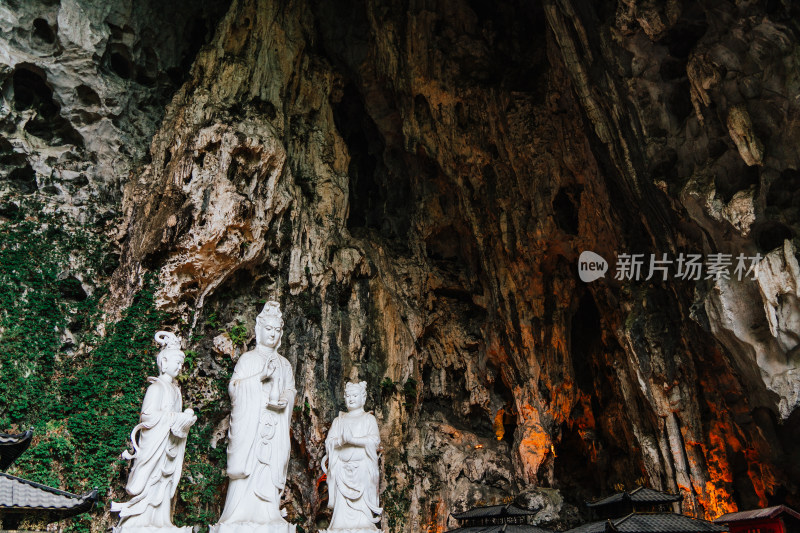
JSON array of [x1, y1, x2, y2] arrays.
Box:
[[578, 251, 608, 282]]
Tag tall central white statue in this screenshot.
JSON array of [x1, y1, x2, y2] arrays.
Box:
[[211, 301, 296, 533]]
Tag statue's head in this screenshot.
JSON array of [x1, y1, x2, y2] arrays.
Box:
[[154, 331, 185, 378], [344, 381, 367, 411], [255, 301, 283, 350]]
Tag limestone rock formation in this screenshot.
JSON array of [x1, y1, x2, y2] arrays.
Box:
[[2, 1, 800, 532]]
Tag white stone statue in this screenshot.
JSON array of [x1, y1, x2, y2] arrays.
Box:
[[321, 381, 383, 532], [111, 331, 197, 533], [211, 301, 296, 533]]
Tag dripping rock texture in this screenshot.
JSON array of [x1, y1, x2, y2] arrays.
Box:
[[1, 0, 799, 532]]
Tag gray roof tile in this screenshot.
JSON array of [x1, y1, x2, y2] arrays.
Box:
[[587, 487, 682, 508], [0, 429, 33, 470], [0, 472, 97, 514], [453, 504, 539, 519], [714, 506, 800, 524], [565, 514, 727, 533], [447, 525, 553, 533]]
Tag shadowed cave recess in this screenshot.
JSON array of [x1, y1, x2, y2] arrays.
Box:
[[1, 0, 800, 532]]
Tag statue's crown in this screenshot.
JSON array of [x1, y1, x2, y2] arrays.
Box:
[[257, 301, 283, 325], [346, 381, 367, 395], [154, 331, 182, 351]]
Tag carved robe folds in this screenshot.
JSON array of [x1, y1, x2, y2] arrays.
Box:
[[324, 412, 382, 531], [111, 376, 194, 533], [322, 380, 383, 533], [211, 347, 296, 533]]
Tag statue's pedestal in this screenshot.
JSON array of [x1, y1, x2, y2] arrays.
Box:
[[113, 527, 192, 533], [318, 529, 384, 533], [209, 521, 296, 533]]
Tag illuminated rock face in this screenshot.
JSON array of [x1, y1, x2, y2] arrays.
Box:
[[2, 0, 800, 531]]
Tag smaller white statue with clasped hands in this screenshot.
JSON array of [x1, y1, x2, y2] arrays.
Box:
[[322, 381, 383, 533], [111, 331, 197, 533]]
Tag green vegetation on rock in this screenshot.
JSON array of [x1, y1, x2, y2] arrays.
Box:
[[0, 201, 167, 531]]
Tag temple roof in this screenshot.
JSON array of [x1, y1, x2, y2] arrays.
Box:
[[714, 506, 800, 524], [0, 429, 33, 470], [586, 487, 683, 508], [452, 503, 539, 519], [447, 525, 553, 533], [565, 514, 727, 533], [0, 472, 98, 516]]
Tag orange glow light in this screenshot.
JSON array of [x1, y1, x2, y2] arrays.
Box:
[[494, 409, 505, 441]]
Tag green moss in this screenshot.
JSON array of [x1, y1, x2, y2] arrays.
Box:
[[380, 377, 395, 393], [382, 473, 411, 531], [298, 290, 321, 323], [402, 378, 417, 407], [60, 279, 167, 493], [0, 202, 168, 530], [175, 421, 228, 528]]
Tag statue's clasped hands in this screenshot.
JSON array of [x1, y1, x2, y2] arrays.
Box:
[[333, 425, 359, 448]]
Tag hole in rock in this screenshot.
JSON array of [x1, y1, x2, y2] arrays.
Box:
[[714, 161, 758, 203], [32, 18, 56, 44], [333, 83, 410, 239], [659, 3, 708, 59], [493, 377, 517, 444], [5, 164, 37, 193], [777, 407, 800, 491], [426, 225, 465, 262], [571, 291, 602, 392], [0, 136, 13, 155], [767, 168, 800, 210], [12, 66, 57, 115], [58, 276, 87, 301], [13, 66, 83, 146], [336, 282, 352, 308], [335, 84, 380, 230], [763, 0, 783, 14], [106, 44, 133, 79], [708, 138, 728, 159], [729, 449, 762, 510], [135, 46, 159, 86], [102, 252, 120, 275], [0, 202, 21, 220], [667, 81, 693, 123], [659, 58, 686, 81], [553, 186, 581, 235], [753, 221, 794, 253], [179, 16, 214, 77], [0, 152, 26, 167], [75, 84, 101, 106], [413, 94, 432, 124], [554, 421, 603, 498]]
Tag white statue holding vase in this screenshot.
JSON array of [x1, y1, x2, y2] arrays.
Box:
[[211, 301, 297, 533], [111, 331, 197, 533], [322, 381, 383, 533]]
